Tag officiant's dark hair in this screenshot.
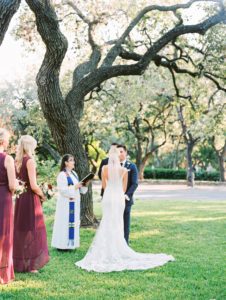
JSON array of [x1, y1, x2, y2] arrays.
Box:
[[60, 154, 74, 171], [117, 144, 127, 152]]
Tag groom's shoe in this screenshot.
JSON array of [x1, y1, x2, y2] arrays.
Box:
[[56, 248, 71, 252]]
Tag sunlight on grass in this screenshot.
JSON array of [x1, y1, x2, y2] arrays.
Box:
[[167, 216, 226, 223], [132, 211, 180, 217], [130, 229, 160, 239], [0, 279, 46, 292], [1, 199, 226, 300]]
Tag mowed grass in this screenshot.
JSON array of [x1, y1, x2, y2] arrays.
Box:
[[1, 195, 226, 300]]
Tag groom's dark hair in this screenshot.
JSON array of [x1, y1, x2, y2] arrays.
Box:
[[117, 144, 127, 152], [111, 142, 118, 146]]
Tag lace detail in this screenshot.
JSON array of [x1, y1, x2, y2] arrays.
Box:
[[75, 148, 174, 272]]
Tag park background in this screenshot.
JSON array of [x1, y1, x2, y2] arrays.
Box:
[[0, 0, 225, 299]]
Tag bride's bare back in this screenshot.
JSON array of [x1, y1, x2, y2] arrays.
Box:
[[102, 165, 128, 193]]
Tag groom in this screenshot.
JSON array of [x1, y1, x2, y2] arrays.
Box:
[[98, 144, 138, 244]]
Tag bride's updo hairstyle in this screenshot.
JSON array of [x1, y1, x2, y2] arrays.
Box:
[[108, 145, 121, 182], [0, 128, 10, 146], [15, 135, 37, 173], [108, 145, 120, 166]]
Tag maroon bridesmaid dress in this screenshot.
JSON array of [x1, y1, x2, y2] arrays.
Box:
[[0, 152, 14, 284], [13, 156, 50, 272]]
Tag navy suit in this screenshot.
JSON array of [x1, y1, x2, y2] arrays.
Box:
[[98, 158, 138, 243]]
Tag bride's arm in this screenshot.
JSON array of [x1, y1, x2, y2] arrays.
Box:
[[122, 170, 128, 193], [101, 166, 107, 190]]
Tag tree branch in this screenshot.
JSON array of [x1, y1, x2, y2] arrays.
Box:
[[0, 0, 21, 45], [69, 7, 226, 101], [25, 0, 68, 122], [64, 2, 102, 113], [101, 0, 223, 67]]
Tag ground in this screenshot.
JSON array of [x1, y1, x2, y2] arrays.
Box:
[[1, 184, 226, 299]]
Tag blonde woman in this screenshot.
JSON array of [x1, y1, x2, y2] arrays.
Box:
[[0, 128, 16, 284], [13, 135, 49, 273]]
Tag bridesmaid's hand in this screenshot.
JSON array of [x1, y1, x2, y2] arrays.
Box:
[[40, 194, 46, 202]]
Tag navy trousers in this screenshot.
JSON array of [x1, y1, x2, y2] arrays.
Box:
[[123, 204, 132, 244]]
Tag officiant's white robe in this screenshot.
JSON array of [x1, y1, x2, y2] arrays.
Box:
[[51, 171, 87, 249]]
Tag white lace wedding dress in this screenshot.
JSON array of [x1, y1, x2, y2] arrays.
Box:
[[75, 148, 175, 272]]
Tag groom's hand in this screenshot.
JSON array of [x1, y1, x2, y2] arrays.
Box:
[[125, 194, 130, 201]]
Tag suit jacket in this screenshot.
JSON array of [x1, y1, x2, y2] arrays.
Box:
[[98, 158, 138, 206]]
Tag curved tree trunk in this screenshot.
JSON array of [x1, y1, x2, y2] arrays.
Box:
[[25, 0, 97, 226], [0, 0, 21, 45]]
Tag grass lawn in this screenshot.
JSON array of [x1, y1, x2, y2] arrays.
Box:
[[1, 195, 226, 300]]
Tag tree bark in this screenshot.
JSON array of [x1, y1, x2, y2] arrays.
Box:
[[25, 0, 97, 225], [139, 155, 151, 180], [42, 142, 61, 162], [136, 140, 143, 177], [46, 111, 97, 225], [0, 0, 21, 45], [215, 141, 226, 182], [218, 154, 225, 182], [186, 142, 195, 187]]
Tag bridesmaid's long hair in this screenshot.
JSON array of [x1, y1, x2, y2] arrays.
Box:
[[60, 154, 74, 171], [15, 135, 37, 173]]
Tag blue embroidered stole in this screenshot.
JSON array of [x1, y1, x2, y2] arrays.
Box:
[[64, 170, 79, 246]]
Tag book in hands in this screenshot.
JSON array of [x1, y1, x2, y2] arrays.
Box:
[[80, 173, 95, 185]]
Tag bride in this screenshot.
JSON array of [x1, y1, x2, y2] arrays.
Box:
[[75, 146, 174, 272]]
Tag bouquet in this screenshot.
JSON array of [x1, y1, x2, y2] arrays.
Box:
[[40, 182, 56, 200], [13, 179, 27, 200]]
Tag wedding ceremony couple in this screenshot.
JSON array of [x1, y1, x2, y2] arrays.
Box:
[[75, 143, 175, 272], [52, 142, 174, 272]]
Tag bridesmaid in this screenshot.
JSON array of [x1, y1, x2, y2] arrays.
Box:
[[13, 135, 50, 273], [0, 128, 16, 284], [51, 154, 88, 251]]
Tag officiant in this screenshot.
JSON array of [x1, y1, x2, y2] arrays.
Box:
[[51, 154, 89, 251]]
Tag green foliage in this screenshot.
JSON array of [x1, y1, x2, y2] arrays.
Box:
[[194, 170, 220, 182], [0, 78, 60, 161], [144, 167, 187, 180], [144, 167, 220, 181], [87, 142, 106, 164], [155, 149, 186, 169], [36, 159, 59, 185], [193, 145, 218, 169]]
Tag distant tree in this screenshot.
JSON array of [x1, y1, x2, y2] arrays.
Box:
[[1, 0, 225, 223]]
